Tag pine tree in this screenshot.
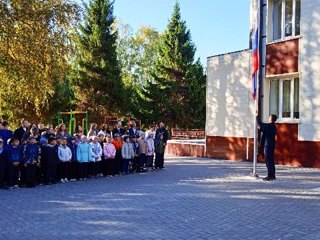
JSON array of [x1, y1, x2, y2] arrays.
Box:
[[144, 2, 206, 128], [73, 0, 124, 118]]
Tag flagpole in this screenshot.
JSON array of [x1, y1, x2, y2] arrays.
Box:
[[252, 98, 258, 177], [251, 0, 261, 178]]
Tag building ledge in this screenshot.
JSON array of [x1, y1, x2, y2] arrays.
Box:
[[276, 119, 301, 124], [265, 72, 299, 79], [267, 35, 302, 45]]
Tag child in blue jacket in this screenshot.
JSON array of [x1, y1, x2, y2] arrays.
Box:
[[77, 136, 92, 180], [58, 138, 72, 183], [89, 136, 102, 178], [7, 138, 22, 189], [23, 136, 41, 188], [0, 121, 13, 146], [0, 138, 7, 189]]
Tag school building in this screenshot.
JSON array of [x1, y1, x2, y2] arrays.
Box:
[[206, 0, 320, 167]]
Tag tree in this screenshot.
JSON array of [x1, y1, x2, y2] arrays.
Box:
[[0, 0, 79, 124], [73, 0, 125, 119], [116, 22, 160, 120], [144, 2, 206, 128]]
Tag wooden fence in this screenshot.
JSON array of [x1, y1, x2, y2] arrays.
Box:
[[171, 129, 205, 140]]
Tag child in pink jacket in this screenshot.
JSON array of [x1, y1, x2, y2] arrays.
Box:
[[103, 137, 116, 176]]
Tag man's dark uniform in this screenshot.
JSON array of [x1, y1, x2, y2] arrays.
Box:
[[257, 116, 277, 180]]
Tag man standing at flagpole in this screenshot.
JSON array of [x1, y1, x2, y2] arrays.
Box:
[[256, 113, 277, 181], [251, 0, 277, 180]]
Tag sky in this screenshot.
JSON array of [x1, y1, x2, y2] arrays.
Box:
[[79, 0, 251, 66]]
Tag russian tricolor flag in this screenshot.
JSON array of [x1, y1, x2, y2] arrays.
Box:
[[251, 28, 259, 100], [251, 0, 259, 101]]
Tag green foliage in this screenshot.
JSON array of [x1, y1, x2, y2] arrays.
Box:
[[44, 77, 76, 122], [144, 2, 206, 128], [73, 0, 125, 119], [0, 0, 79, 124], [116, 22, 160, 120], [0, 0, 206, 129]]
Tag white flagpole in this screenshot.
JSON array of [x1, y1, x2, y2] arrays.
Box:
[[252, 0, 260, 177], [252, 98, 258, 177]]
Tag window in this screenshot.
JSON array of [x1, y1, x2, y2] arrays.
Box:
[[295, 0, 301, 35], [269, 80, 279, 116], [293, 78, 299, 118], [285, 0, 293, 37], [282, 80, 291, 117], [272, 0, 282, 40], [271, 0, 301, 41], [269, 77, 299, 120]]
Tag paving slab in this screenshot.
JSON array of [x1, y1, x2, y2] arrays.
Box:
[[0, 156, 320, 240]]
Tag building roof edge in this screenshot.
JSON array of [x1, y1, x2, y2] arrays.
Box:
[[207, 48, 250, 59]]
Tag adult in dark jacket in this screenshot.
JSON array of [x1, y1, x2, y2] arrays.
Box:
[[155, 122, 169, 144], [155, 134, 166, 169], [56, 123, 71, 139], [13, 119, 29, 142], [127, 121, 140, 138], [38, 123, 46, 136], [257, 114, 277, 181], [22, 127, 41, 143], [99, 123, 111, 136], [112, 121, 126, 137]]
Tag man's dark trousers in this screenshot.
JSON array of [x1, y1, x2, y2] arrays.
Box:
[[264, 147, 275, 178]]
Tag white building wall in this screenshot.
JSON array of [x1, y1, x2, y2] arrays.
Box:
[[299, 0, 320, 141], [206, 50, 255, 138]]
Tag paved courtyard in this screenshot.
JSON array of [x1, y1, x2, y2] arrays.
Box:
[[1, 156, 320, 240]]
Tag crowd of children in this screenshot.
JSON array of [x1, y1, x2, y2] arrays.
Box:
[[0, 118, 169, 190]]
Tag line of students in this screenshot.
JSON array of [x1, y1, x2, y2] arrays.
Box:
[[0, 119, 169, 190]]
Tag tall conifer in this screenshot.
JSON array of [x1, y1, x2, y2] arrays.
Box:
[[74, 0, 124, 116], [145, 2, 206, 128]]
